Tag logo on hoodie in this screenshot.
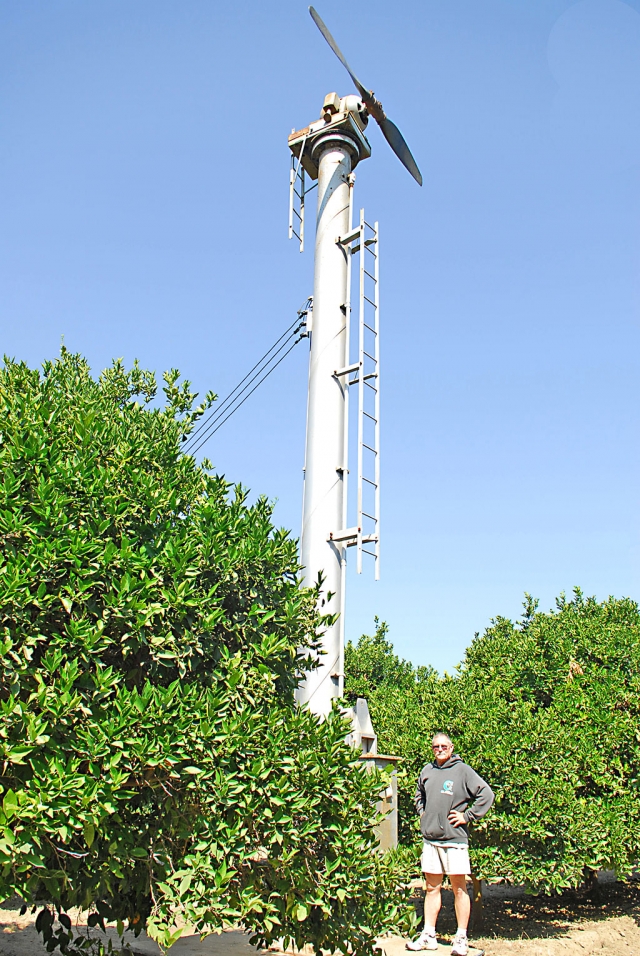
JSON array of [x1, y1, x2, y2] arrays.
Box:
[[441, 780, 454, 795]]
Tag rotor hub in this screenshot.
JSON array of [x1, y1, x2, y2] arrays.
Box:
[[287, 92, 372, 181], [321, 92, 369, 128]]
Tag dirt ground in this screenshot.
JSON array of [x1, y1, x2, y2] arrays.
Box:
[[422, 879, 640, 956], [1, 880, 639, 956]]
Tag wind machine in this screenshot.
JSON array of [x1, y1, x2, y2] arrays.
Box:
[[289, 8, 422, 725]]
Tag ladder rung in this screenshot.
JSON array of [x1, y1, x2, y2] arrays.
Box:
[[363, 476, 377, 486], [362, 548, 378, 558], [360, 510, 377, 521], [364, 269, 376, 281], [364, 295, 377, 307], [364, 322, 376, 333], [364, 380, 378, 392], [343, 534, 378, 547], [329, 526, 359, 543], [334, 362, 360, 378], [338, 227, 361, 246], [362, 443, 377, 453], [364, 411, 377, 422]]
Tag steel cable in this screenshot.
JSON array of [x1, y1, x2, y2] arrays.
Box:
[[182, 327, 300, 453], [182, 306, 309, 454], [186, 334, 306, 457]]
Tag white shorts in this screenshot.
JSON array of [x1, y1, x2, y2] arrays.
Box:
[[420, 841, 470, 876]]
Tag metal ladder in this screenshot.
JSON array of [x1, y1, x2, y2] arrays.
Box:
[[333, 207, 380, 579], [288, 136, 316, 253], [355, 210, 380, 578]]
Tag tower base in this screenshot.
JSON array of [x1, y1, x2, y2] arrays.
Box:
[[346, 697, 400, 851]]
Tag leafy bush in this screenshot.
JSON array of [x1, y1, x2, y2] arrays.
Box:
[[344, 622, 440, 845], [344, 620, 437, 704], [0, 351, 406, 954], [345, 594, 640, 892]]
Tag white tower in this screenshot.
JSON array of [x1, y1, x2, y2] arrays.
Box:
[[290, 96, 372, 715], [290, 8, 421, 718]]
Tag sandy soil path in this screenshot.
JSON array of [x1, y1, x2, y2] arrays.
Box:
[[0, 898, 255, 955], [1, 881, 639, 956]]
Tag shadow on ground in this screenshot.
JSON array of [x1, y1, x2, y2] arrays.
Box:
[[2, 881, 640, 955], [410, 878, 640, 941], [0, 898, 257, 956]]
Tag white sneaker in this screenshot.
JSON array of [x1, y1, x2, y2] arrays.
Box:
[[451, 934, 468, 956], [406, 932, 438, 951]]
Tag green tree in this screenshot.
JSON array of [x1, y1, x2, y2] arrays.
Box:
[[0, 351, 406, 954], [343, 619, 440, 769], [346, 594, 640, 891], [344, 619, 436, 702], [344, 621, 439, 845]]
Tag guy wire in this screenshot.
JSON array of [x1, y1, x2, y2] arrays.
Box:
[[186, 334, 306, 457], [183, 314, 304, 454], [183, 299, 311, 454]]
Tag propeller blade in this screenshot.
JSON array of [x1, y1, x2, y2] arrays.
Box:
[[308, 6, 371, 103], [309, 6, 422, 186], [379, 115, 423, 186]]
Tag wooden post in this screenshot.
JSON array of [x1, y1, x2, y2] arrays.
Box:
[[471, 876, 483, 932]]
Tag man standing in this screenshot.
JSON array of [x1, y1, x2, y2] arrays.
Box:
[[406, 733, 494, 956]]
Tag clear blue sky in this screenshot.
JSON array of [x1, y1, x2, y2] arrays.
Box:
[[2, 0, 639, 672]]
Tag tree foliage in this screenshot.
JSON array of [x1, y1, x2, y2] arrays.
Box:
[[345, 594, 640, 891], [344, 619, 436, 703], [0, 351, 406, 954], [344, 621, 440, 846]]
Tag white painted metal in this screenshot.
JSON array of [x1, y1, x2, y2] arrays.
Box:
[[290, 97, 380, 716], [288, 158, 305, 252], [374, 220, 380, 580], [297, 137, 354, 715], [334, 212, 380, 579], [299, 203, 380, 713], [299, 295, 313, 576], [337, 173, 355, 699], [356, 213, 380, 579], [289, 135, 317, 253], [356, 211, 365, 574]]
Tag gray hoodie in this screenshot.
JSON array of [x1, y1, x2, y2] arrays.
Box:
[[414, 754, 494, 845]]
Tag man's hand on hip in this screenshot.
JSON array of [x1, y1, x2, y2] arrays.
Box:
[[448, 810, 466, 827]]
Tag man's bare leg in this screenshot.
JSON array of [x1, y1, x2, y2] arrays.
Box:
[[449, 874, 470, 932], [423, 873, 444, 931], [406, 875, 442, 950]]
